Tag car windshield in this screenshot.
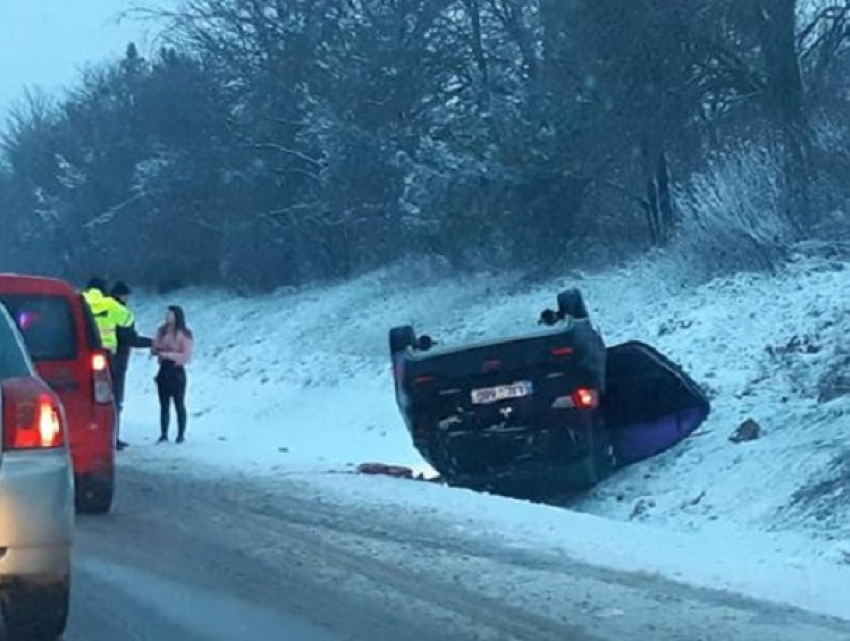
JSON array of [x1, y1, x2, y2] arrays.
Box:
[[0, 294, 77, 361]]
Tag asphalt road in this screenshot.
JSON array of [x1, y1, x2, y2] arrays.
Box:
[[57, 468, 850, 641]]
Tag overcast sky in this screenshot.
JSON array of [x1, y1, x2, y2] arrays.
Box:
[[0, 1, 160, 120]]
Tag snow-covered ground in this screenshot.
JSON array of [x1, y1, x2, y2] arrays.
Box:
[[118, 247, 850, 621]]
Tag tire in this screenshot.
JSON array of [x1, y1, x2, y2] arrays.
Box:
[[389, 325, 416, 356], [76, 471, 115, 515], [557, 288, 589, 320], [565, 418, 615, 489], [592, 423, 617, 481], [2, 577, 70, 641], [416, 334, 435, 351]]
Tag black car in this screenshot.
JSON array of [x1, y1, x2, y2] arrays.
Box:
[[389, 289, 615, 496], [390, 288, 714, 498]]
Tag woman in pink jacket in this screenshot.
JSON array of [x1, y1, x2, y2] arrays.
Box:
[[151, 305, 194, 443]]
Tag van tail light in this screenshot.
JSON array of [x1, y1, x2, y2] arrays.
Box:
[[572, 388, 599, 410], [92, 351, 113, 404], [2, 378, 65, 450], [92, 352, 108, 372]]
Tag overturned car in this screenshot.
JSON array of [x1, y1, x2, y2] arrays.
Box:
[[389, 290, 710, 496]]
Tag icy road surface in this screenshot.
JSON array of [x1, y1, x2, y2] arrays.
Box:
[[57, 468, 849, 641]]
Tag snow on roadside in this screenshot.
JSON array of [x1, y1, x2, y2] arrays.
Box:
[[117, 249, 850, 619], [297, 470, 850, 624]]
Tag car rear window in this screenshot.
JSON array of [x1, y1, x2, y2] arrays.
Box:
[[0, 306, 33, 378], [0, 294, 78, 361]]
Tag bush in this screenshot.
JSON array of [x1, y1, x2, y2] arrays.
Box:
[[673, 145, 797, 279], [810, 116, 850, 241]]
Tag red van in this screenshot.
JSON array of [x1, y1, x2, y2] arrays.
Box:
[[0, 274, 117, 514]]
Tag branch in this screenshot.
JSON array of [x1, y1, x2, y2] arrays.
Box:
[[259, 201, 373, 230], [591, 178, 650, 209], [799, 5, 850, 98], [84, 191, 152, 229], [797, 4, 850, 50], [243, 140, 324, 168]]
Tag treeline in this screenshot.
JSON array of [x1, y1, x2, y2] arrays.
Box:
[[1, 0, 849, 290]]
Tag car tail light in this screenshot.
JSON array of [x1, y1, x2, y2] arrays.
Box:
[[551, 347, 574, 356], [92, 351, 113, 404], [415, 375, 435, 386], [2, 378, 65, 450], [572, 388, 599, 410], [92, 352, 108, 372]]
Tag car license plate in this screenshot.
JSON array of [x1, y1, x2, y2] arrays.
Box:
[[470, 381, 533, 405]]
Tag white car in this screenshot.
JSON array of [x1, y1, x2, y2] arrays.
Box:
[[0, 302, 74, 640]]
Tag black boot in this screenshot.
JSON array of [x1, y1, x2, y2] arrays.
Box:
[[158, 434, 168, 443]]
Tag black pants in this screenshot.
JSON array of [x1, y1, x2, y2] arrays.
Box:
[[112, 350, 130, 413], [106, 352, 124, 443], [156, 365, 187, 439]]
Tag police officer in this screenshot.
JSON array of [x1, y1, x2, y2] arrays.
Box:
[[109, 281, 152, 449], [82, 277, 129, 355], [81, 277, 134, 449]]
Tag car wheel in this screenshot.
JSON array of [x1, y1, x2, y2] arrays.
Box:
[[565, 420, 614, 489], [2, 577, 70, 641], [588, 420, 616, 483], [76, 471, 115, 515], [593, 427, 617, 479], [389, 325, 416, 356], [557, 288, 589, 320]]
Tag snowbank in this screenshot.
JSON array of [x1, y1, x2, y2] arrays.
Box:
[[117, 249, 850, 619], [301, 471, 850, 623]]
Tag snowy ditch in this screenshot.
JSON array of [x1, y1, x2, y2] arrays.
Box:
[[117, 252, 850, 621]]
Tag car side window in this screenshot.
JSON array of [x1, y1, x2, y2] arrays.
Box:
[[0, 303, 34, 378]]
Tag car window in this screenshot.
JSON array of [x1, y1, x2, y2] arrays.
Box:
[[0, 293, 78, 361], [0, 304, 33, 378]]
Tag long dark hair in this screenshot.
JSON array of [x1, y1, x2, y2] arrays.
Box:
[[159, 305, 192, 338]]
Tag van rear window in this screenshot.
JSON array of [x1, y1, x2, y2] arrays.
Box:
[[0, 294, 78, 361]]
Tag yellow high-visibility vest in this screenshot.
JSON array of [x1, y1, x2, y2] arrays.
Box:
[[82, 288, 132, 352]]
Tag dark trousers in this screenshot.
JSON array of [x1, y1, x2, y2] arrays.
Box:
[[112, 350, 130, 412], [156, 365, 187, 439], [106, 352, 124, 443]]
